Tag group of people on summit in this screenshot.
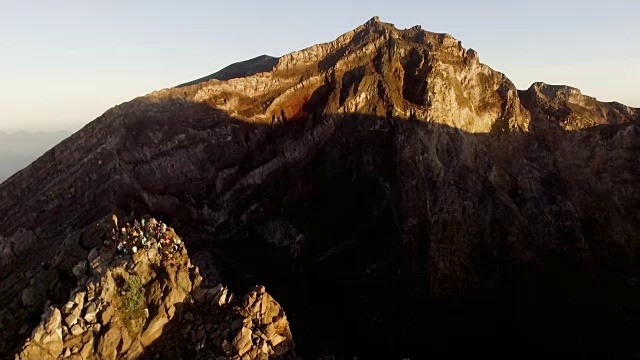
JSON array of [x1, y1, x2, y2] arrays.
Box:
[[104, 215, 183, 259]]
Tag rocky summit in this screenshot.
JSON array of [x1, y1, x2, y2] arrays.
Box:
[[1, 17, 639, 359], [15, 218, 295, 360]]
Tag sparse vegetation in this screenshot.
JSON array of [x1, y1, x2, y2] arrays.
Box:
[[120, 275, 146, 322]]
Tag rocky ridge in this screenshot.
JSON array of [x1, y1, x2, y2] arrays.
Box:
[[0, 17, 639, 358], [15, 218, 296, 360]]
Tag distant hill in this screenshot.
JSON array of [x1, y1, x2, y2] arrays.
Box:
[[177, 54, 279, 87], [0, 130, 70, 183]]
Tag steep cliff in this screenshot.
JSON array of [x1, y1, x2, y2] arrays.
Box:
[[1, 17, 639, 358]]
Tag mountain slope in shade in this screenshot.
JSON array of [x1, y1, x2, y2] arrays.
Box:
[[177, 55, 279, 87], [1, 17, 639, 358]]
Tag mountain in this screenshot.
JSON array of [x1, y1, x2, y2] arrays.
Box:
[[177, 55, 280, 87], [0, 130, 71, 184], [1, 17, 639, 359]]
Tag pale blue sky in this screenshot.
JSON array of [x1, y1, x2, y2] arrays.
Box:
[[0, 0, 638, 131]]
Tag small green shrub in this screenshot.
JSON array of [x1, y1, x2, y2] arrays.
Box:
[[120, 275, 146, 322]]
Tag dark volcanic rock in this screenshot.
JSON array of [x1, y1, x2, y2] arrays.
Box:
[[1, 17, 639, 358], [177, 54, 280, 87]]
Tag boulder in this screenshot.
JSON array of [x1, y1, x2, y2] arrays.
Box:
[[64, 304, 83, 328], [17, 308, 64, 359], [193, 285, 222, 303], [242, 290, 257, 308], [119, 325, 133, 354], [83, 301, 98, 323], [85, 280, 98, 302], [87, 248, 100, 263], [124, 340, 144, 360], [79, 338, 94, 359], [70, 324, 84, 336], [72, 260, 88, 279], [100, 302, 115, 324], [214, 287, 229, 306], [44, 307, 62, 334], [70, 291, 86, 309], [63, 334, 84, 350], [140, 314, 169, 347], [97, 325, 121, 360], [232, 326, 253, 356], [270, 333, 287, 347]]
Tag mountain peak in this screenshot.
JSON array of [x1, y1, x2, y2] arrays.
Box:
[[1, 19, 639, 359], [163, 18, 523, 133], [166, 18, 637, 135]]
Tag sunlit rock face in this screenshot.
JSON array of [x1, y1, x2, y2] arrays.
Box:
[[1, 16, 639, 359], [15, 218, 296, 360]]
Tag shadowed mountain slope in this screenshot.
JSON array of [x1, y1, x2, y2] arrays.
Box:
[[177, 55, 280, 87], [1, 17, 639, 359]]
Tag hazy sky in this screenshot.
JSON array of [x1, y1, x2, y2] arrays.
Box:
[[0, 0, 638, 132]]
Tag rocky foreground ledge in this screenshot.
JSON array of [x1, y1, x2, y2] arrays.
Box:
[[15, 218, 296, 360]]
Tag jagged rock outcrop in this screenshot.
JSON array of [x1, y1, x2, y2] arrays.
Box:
[[141, 285, 295, 360], [15, 219, 296, 360], [1, 17, 639, 358]]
